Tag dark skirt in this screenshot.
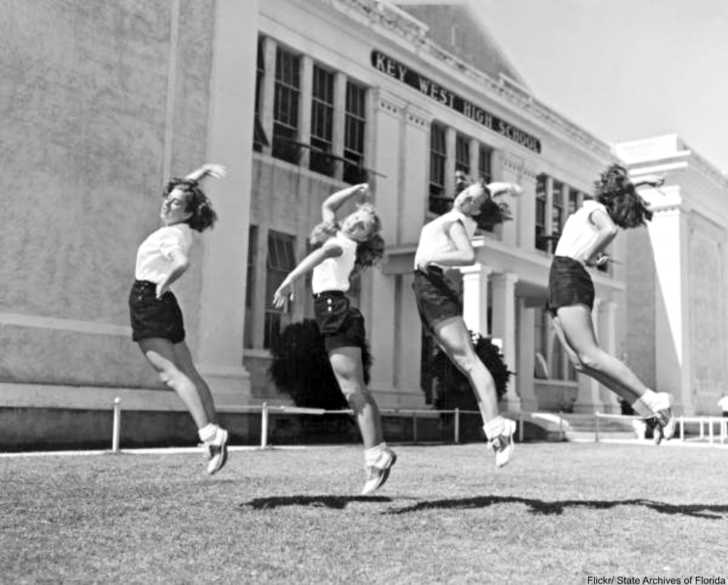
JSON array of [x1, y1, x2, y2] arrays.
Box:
[[313, 290, 366, 352], [547, 256, 595, 315], [128, 280, 186, 343], [412, 266, 462, 332]]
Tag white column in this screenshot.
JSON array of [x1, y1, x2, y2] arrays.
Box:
[[649, 206, 692, 412], [445, 127, 456, 199], [573, 297, 605, 413], [598, 300, 620, 414], [196, 0, 258, 405], [459, 263, 493, 336], [517, 300, 538, 411], [260, 36, 276, 156], [469, 137, 479, 181], [492, 272, 521, 412], [298, 55, 313, 168]]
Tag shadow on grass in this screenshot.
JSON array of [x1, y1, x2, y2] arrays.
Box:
[[386, 496, 728, 519], [242, 495, 393, 510]]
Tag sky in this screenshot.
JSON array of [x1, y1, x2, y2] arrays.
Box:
[[460, 0, 728, 172]]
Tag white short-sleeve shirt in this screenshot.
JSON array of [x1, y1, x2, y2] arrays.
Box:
[[413, 209, 477, 269], [134, 223, 193, 284], [311, 232, 357, 294], [554, 200, 610, 263]]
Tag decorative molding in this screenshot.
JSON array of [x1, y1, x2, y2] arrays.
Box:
[[404, 106, 428, 129], [0, 312, 131, 336], [323, 0, 613, 160]]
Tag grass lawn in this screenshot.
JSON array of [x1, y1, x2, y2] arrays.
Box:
[[2, 442, 727, 585]]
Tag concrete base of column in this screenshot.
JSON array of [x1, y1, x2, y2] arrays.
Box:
[[500, 393, 522, 413]]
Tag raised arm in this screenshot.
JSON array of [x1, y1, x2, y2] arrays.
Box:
[[184, 163, 227, 183], [272, 242, 342, 308], [486, 181, 523, 198], [321, 183, 369, 224]]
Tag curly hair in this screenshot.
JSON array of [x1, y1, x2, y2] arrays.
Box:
[[309, 203, 385, 274], [594, 164, 652, 229], [164, 178, 218, 232]]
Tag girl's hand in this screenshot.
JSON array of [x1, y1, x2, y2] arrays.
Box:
[[203, 164, 226, 179], [272, 283, 293, 310], [155, 282, 168, 299], [586, 254, 611, 267], [356, 183, 370, 198], [507, 183, 523, 197]]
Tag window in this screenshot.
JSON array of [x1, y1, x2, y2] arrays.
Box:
[[429, 123, 448, 214], [309, 65, 335, 176], [551, 180, 564, 252], [253, 39, 266, 152], [272, 47, 300, 164], [264, 230, 296, 349], [455, 134, 470, 176], [478, 144, 492, 183], [244, 225, 258, 348], [343, 81, 367, 184], [535, 174, 547, 251]]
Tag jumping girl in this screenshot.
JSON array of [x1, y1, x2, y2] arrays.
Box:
[[412, 175, 523, 467], [549, 164, 675, 441], [129, 164, 229, 473], [272, 183, 395, 495]]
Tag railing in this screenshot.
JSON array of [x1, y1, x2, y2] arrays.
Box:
[[106, 398, 728, 451]]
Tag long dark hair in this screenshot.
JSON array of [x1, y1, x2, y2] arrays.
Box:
[[455, 172, 512, 230], [594, 164, 652, 229], [164, 178, 218, 232]]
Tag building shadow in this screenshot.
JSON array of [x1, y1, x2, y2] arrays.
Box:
[[385, 495, 728, 519]]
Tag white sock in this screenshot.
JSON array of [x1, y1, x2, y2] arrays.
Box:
[[632, 390, 659, 417], [483, 416, 505, 441], [364, 442, 387, 465], [198, 423, 218, 443]]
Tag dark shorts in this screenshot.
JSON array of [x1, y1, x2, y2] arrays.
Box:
[[548, 256, 595, 315], [128, 280, 186, 344], [313, 290, 366, 353], [412, 266, 462, 332]]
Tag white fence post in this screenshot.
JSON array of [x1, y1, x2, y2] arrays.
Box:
[[260, 402, 269, 449], [454, 408, 460, 444], [111, 397, 121, 453], [594, 411, 600, 443]]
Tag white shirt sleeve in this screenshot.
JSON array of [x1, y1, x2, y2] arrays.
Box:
[[158, 226, 191, 259]]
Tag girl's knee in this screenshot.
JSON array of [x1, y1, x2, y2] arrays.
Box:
[[577, 350, 605, 371]]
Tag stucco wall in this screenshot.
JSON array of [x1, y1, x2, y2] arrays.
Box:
[[0, 0, 214, 388]]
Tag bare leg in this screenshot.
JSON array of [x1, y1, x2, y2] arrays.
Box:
[[328, 346, 383, 448], [432, 316, 499, 422], [173, 341, 217, 424], [553, 305, 647, 403], [551, 314, 634, 399], [138, 337, 211, 429]]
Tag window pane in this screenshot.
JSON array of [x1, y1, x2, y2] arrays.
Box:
[[455, 134, 470, 175], [272, 47, 300, 164], [535, 174, 547, 251], [429, 123, 448, 214]]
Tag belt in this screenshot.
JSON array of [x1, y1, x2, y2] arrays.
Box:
[[313, 290, 346, 299]]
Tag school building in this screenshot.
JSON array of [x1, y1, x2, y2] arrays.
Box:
[[2, 0, 726, 447]]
